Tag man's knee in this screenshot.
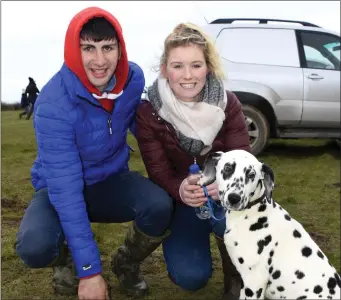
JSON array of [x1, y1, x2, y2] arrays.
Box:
[[136, 182, 174, 236], [16, 229, 59, 268], [142, 182, 174, 218], [168, 267, 212, 291]]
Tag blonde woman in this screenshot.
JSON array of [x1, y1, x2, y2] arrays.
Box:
[[135, 23, 250, 299]]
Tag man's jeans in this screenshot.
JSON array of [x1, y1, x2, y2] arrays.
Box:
[[16, 171, 174, 269], [16, 171, 225, 292]]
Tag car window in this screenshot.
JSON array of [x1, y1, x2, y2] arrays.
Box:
[[300, 31, 340, 71], [215, 28, 300, 67]]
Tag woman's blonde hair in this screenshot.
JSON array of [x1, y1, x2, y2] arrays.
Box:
[[159, 22, 226, 80]]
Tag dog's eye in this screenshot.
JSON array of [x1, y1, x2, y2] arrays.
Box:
[[224, 164, 234, 172]]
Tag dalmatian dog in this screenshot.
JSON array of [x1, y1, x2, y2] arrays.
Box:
[[198, 149, 341, 300]]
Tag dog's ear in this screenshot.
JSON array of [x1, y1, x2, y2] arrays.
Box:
[[261, 163, 275, 203], [199, 151, 223, 186]]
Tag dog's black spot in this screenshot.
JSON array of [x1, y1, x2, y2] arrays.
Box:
[[277, 286, 285, 292], [335, 272, 341, 287], [240, 176, 243, 181], [240, 279, 244, 289], [268, 258, 272, 265], [271, 291, 275, 295], [305, 289, 309, 292], [238, 257, 244, 264], [292, 281, 295, 284], [269, 266, 273, 274], [328, 277, 337, 289], [258, 204, 267, 212], [330, 288, 336, 295], [313, 285, 323, 294], [245, 215, 248, 219], [249, 267, 252, 270], [257, 235, 272, 254], [256, 288, 262, 299], [275, 242, 278, 246], [297, 296, 307, 300], [279, 206, 283, 210], [267, 280, 272, 286], [234, 241, 238, 246], [245, 288, 253, 297], [221, 162, 236, 180], [272, 270, 281, 279], [295, 270, 305, 279], [316, 250, 324, 259], [231, 182, 236, 187], [327, 296, 332, 299], [250, 217, 268, 231], [293, 230, 302, 238], [270, 250, 274, 257], [302, 246, 312, 257], [264, 224, 269, 228], [284, 214, 291, 221]]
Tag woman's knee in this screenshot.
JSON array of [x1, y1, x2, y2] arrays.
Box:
[[168, 266, 212, 291], [16, 228, 60, 268]]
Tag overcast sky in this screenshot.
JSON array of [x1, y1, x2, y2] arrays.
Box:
[[1, 1, 340, 103]]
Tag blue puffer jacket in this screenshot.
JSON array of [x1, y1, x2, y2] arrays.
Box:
[[31, 61, 144, 278]]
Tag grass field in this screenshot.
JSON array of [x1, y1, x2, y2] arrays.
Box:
[[1, 110, 340, 300]]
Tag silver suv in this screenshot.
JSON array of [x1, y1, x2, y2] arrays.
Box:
[[203, 18, 340, 155]]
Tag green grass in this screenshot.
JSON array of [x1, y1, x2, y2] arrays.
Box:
[[1, 110, 340, 299]]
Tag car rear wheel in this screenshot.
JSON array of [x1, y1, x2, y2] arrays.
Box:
[[242, 105, 270, 156]]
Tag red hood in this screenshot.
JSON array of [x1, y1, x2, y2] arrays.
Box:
[[64, 7, 128, 96]]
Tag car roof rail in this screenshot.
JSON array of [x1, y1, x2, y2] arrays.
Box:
[[210, 18, 320, 28]]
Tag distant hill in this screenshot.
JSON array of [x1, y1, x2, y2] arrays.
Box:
[[1, 102, 21, 111]]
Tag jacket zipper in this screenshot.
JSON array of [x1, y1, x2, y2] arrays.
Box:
[[79, 96, 113, 136], [108, 118, 113, 135]]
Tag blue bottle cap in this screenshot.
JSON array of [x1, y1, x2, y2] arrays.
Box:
[[189, 164, 201, 174]]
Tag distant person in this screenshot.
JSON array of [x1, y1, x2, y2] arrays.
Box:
[[15, 6, 173, 300], [25, 77, 39, 120], [19, 88, 30, 119]]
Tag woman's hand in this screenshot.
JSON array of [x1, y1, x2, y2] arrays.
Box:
[[179, 175, 219, 207]]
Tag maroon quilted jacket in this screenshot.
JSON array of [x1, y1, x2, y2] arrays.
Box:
[[135, 90, 251, 203]]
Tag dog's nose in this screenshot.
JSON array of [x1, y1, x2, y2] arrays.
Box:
[[228, 193, 241, 205]]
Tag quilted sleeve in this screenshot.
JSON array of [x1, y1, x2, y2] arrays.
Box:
[[34, 101, 102, 278], [135, 104, 185, 202]]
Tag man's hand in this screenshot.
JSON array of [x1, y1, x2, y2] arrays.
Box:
[[78, 274, 109, 300]]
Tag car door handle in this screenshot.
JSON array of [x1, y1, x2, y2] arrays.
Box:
[[306, 73, 324, 80]]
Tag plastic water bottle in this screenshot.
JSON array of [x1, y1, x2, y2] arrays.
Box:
[[189, 163, 212, 220]]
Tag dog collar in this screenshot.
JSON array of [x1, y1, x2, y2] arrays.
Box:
[[246, 192, 267, 209]]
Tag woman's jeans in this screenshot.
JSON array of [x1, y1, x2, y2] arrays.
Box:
[[163, 202, 226, 291], [16, 171, 226, 291]]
